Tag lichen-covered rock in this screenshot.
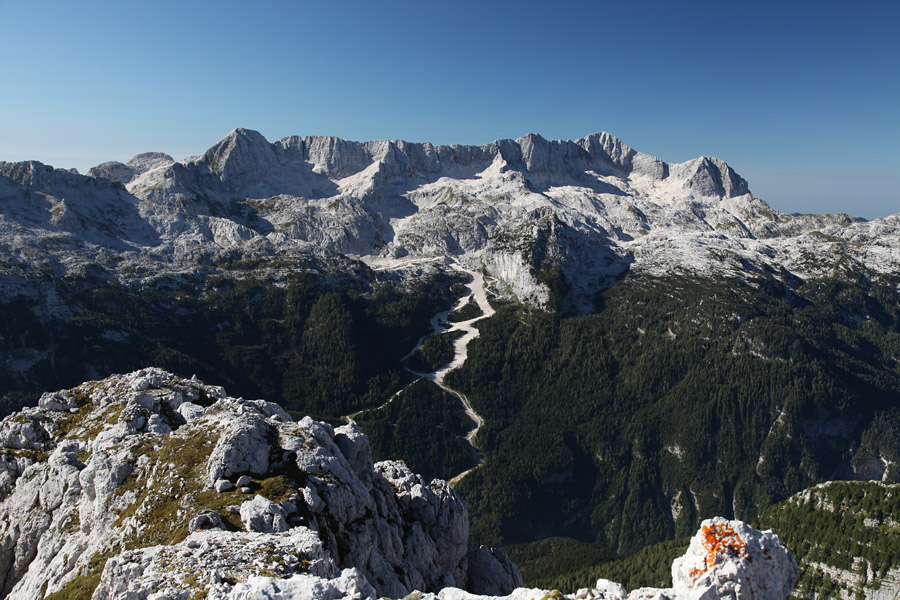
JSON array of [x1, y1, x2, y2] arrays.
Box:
[[670, 517, 797, 600]]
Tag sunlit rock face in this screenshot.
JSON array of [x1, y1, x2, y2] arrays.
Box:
[[2, 129, 897, 312], [0, 368, 480, 600], [670, 517, 798, 600]]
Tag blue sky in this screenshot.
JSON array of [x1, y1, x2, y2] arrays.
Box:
[[0, 0, 897, 218]]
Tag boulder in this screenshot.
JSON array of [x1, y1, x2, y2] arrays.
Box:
[[240, 494, 289, 533], [671, 517, 797, 600], [214, 478, 234, 493], [465, 546, 524, 596]]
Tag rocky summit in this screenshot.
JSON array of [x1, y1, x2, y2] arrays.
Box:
[[0, 369, 797, 600]]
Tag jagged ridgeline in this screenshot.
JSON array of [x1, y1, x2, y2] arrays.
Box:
[[0, 369, 524, 599], [1, 128, 900, 580], [757, 481, 900, 599]]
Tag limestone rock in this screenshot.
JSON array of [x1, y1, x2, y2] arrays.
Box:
[[670, 517, 797, 600], [178, 401, 206, 422], [571, 579, 627, 599], [0, 369, 476, 600], [190, 509, 225, 531], [465, 546, 524, 596], [205, 410, 273, 486], [91, 528, 340, 600], [240, 494, 289, 533], [228, 569, 377, 600]]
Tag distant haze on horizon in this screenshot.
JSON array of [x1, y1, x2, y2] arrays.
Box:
[[1, 0, 897, 219]]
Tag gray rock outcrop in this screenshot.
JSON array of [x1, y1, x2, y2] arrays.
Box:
[[670, 517, 798, 599], [464, 546, 524, 596], [0, 368, 469, 600]]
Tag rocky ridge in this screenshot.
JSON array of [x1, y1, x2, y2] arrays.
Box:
[[0, 368, 520, 600], [0, 369, 798, 600], [757, 481, 900, 599], [2, 129, 897, 312]]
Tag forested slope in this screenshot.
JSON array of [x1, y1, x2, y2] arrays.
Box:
[[757, 481, 900, 599], [0, 265, 459, 420], [447, 269, 900, 552]]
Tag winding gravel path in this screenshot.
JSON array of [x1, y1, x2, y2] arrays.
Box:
[[344, 261, 494, 486]]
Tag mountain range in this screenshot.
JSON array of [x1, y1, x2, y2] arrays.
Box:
[[2, 128, 897, 313], [2, 129, 899, 599]]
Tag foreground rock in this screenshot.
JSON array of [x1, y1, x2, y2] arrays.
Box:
[[430, 518, 797, 600], [0, 369, 796, 600], [0, 368, 520, 599], [671, 517, 797, 599]]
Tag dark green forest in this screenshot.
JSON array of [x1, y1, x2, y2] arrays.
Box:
[[446, 270, 900, 552], [757, 481, 900, 599], [405, 330, 464, 375], [0, 265, 460, 420], [354, 379, 476, 482], [510, 536, 689, 592], [448, 295, 483, 322], [2, 262, 900, 580]]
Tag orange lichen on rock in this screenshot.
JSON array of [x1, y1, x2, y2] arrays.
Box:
[[689, 522, 750, 584]]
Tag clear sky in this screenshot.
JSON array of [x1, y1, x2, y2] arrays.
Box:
[[1, 0, 897, 218]]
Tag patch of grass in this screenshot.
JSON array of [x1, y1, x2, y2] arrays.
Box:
[[62, 510, 81, 534], [44, 551, 115, 600], [115, 429, 219, 546]]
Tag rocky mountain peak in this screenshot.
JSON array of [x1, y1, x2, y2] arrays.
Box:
[[0, 368, 522, 600], [88, 152, 174, 186], [579, 131, 637, 173], [126, 152, 174, 172], [201, 127, 278, 179], [675, 156, 750, 198]]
